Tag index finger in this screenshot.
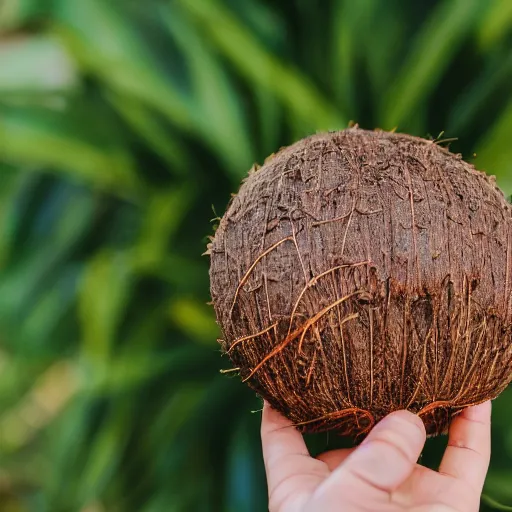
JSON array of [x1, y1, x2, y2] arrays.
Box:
[[438, 401, 491, 491], [261, 401, 310, 464], [261, 402, 327, 510]]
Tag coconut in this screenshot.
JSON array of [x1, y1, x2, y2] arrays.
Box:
[[208, 128, 512, 438]]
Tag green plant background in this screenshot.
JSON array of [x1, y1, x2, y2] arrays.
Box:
[[0, 0, 511, 511]]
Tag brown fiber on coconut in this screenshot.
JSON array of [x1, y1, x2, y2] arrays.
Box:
[[208, 127, 512, 439]]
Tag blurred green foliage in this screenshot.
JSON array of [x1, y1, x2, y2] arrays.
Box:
[[0, 0, 512, 510]]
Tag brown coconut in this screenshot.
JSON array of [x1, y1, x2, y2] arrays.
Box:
[[208, 128, 512, 438]]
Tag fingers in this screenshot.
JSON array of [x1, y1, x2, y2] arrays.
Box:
[[317, 410, 426, 499], [261, 402, 328, 510], [261, 401, 309, 466], [438, 401, 491, 491], [344, 410, 426, 490], [316, 448, 355, 471]]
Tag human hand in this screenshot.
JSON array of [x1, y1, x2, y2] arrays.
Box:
[[261, 401, 491, 512]]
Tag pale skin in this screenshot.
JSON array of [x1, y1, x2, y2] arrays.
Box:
[[261, 400, 491, 512]]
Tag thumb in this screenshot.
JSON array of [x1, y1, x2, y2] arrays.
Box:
[[318, 411, 426, 500]]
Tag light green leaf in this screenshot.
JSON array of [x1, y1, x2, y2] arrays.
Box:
[[78, 252, 132, 363], [169, 298, 218, 346], [482, 494, 512, 511], [484, 471, 512, 504], [478, 0, 512, 50], [0, 0, 46, 32], [0, 35, 77, 94], [132, 186, 193, 272], [0, 355, 49, 412], [0, 360, 79, 453]]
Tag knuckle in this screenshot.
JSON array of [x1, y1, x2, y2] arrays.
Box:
[[368, 438, 412, 464]]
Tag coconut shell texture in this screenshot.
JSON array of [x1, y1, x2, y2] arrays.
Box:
[[209, 128, 512, 438]]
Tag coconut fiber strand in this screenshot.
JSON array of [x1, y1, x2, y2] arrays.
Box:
[[209, 128, 512, 438]]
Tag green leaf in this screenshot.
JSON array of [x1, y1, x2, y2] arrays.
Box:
[[0, 355, 49, 412], [331, 0, 379, 118], [43, 394, 92, 507], [2, 1, 512, 509], [169, 298, 218, 346], [485, 471, 512, 500], [381, 0, 484, 130], [0, 0, 21, 31], [78, 251, 132, 363], [106, 92, 188, 175], [478, 0, 512, 50], [177, 0, 344, 131], [147, 384, 206, 448], [141, 253, 206, 295], [132, 186, 194, 272], [254, 85, 282, 158], [0, 105, 139, 195], [482, 494, 512, 511], [20, 282, 73, 351], [75, 401, 132, 506], [474, 100, 512, 195], [53, 0, 194, 131], [0, 361, 79, 453], [0, 0, 51, 32], [447, 52, 512, 134], [0, 185, 94, 332], [363, 1, 406, 109], [225, 412, 266, 512], [163, 6, 254, 178], [0, 168, 28, 269]]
